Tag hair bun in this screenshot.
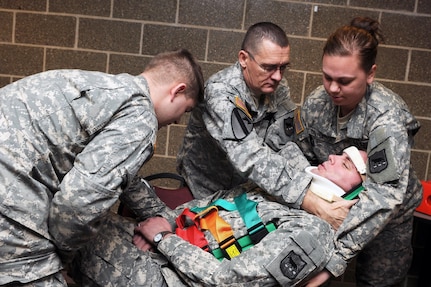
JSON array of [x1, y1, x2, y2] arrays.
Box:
[[350, 16, 384, 43]]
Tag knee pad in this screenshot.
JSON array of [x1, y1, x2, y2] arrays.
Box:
[[265, 230, 328, 286]]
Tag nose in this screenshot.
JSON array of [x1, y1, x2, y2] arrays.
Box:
[[328, 154, 336, 164], [329, 81, 340, 93], [270, 68, 283, 81]]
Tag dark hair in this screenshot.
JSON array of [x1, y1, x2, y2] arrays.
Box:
[[177, 49, 204, 103], [145, 49, 204, 103], [241, 22, 289, 54], [323, 17, 384, 72]]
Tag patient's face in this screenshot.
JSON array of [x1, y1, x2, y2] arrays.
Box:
[[311, 151, 367, 191]]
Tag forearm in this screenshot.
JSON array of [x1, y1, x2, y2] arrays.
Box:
[[225, 138, 312, 207], [120, 177, 177, 222]]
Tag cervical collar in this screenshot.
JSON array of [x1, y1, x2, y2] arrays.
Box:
[[305, 166, 346, 202]]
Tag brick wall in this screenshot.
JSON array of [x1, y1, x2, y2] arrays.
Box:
[[0, 1, 430, 285]]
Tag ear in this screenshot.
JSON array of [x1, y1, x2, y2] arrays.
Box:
[[366, 64, 377, 85], [238, 50, 248, 68], [169, 83, 187, 102]]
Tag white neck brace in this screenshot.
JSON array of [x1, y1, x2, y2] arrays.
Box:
[[305, 166, 346, 202]]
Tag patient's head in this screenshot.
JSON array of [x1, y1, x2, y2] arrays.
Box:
[[311, 147, 367, 192]]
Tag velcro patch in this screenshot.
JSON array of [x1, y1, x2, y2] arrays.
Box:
[[231, 108, 253, 140], [280, 251, 306, 279], [369, 149, 388, 173], [367, 138, 399, 184], [284, 117, 294, 137]]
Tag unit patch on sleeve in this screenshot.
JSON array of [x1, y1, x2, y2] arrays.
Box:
[[284, 117, 294, 137], [280, 251, 306, 279], [369, 149, 388, 173], [231, 108, 253, 140], [230, 96, 253, 140]]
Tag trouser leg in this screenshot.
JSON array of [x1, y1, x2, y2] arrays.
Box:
[[356, 215, 414, 287]]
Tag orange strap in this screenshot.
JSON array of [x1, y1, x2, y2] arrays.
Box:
[[198, 206, 241, 259]]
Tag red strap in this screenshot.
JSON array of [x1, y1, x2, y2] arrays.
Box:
[[175, 208, 209, 251]]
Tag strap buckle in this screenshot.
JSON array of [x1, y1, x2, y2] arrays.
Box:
[[248, 222, 269, 244], [220, 235, 242, 260]]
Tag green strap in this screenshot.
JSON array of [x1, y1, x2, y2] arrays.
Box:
[[343, 185, 365, 200], [234, 192, 265, 234], [191, 198, 237, 213]]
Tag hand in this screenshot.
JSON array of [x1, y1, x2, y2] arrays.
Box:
[[133, 217, 173, 246], [301, 190, 357, 230], [304, 270, 332, 287], [133, 232, 154, 252]]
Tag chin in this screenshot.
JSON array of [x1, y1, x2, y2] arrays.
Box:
[[261, 87, 275, 94]]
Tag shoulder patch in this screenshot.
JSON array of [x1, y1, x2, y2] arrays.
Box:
[[231, 108, 253, 140], [280, 251, 306, 279], [284, 117, 294, 137], [294, 109, 304, 135], [367, 138, 399, 184], [369, 149, 388, 173], [235, 96, 252, 119]]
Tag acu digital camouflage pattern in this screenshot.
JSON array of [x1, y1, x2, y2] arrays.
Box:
[[177, 62, 311, 207], [71, 182, 335, 287], [295, 82, 422, 285], [0, 70, 158, 285]]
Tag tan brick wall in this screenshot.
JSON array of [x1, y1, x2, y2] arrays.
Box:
[[0, 0, 431, 182], [0, 2, 430, 284], [1, 0, 429, 181]]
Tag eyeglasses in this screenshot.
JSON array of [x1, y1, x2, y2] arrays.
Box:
[[245, 50, 290, 74]]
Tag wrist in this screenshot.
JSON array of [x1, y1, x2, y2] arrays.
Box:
[[153, 231, 173, 246], [301, 190, 319, 215]]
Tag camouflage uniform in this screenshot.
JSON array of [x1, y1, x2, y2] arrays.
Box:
[[177, 62, 310, 207], [295, 82, 422, 286], [0, 70, 158, 285], [71, 181, 338, 287]]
